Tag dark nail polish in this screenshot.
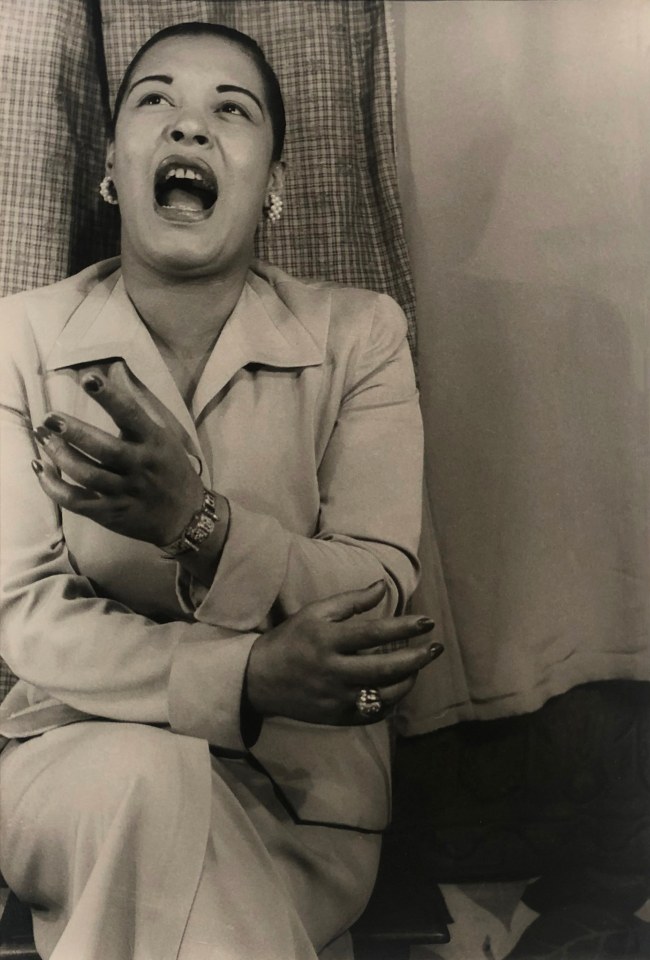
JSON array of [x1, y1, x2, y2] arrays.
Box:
[[417, 617, 435, 630], [428, 643, 445, 661], [31, 459, 43, 474], [82, 374, 103, 394], [43, 414, 65, 434], [33, 426, 51, 444]]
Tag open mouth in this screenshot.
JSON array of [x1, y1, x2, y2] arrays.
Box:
[[153, 156, 218, 222]]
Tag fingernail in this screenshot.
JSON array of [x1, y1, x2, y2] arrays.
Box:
[[31, 459, 43, 474], [33, 426, 51, 444], [428, 643, 445, 660], [417, 617, 435, 631], [81, 374, 103, 394], [43, 414, 65, 434]]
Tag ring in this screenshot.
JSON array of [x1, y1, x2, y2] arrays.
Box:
[[355, 687, 383, 718]]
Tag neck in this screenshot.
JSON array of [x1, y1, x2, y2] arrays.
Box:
[[121, 257, 249, 358]]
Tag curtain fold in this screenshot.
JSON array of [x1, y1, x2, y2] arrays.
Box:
[[393, 0, 650, 732], [0, 0, 112, 292]]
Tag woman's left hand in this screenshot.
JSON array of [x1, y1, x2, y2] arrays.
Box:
[[32, 360, 204, 546]]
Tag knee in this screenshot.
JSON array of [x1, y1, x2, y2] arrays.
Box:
[[1, 723, 210, 910], [67, 723, 203, 815], [2, 722, 206, 856]]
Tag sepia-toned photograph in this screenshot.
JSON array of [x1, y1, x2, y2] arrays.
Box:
[[0, 2, 648, 958]]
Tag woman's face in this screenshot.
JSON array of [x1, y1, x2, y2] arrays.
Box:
[[108, 34, 281, 278]]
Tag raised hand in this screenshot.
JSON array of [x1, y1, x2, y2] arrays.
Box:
[[32, 360, 205, 547], [245, 580, 443, 726]]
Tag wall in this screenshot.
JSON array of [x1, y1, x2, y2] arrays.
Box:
[[393, 0, 649, 726]]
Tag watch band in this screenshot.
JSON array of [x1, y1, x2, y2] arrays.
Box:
[[161, 488, 219, 558]]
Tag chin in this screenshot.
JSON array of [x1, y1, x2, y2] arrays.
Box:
[[130, 229, 225, 278], [154, 245, 220, 276], [122, 207, 255, 279]]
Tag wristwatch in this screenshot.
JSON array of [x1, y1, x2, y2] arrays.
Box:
[[161, 488, 219, 558]]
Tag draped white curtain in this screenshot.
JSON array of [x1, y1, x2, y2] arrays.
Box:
[[393, 0, 650, 732]]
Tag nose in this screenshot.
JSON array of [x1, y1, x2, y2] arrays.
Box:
[[166, 113, 211, 147]]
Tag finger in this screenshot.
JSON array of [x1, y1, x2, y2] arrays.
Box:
[[82, 361, 189, 445], [34, 428, 124, 494], [335, 615, 436, 654], [377, 676, 418, 708], [107, 364, 190, 442], [297, 580, 388, 624], [41, 413, 130, 473], [32, 459, 104, 515], [340, 640, 444, 687], [78, 362, 159, 442]]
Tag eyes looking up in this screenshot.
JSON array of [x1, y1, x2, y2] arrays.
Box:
[[134, 91, 254, 122]]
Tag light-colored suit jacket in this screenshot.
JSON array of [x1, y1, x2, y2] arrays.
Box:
[[0, 259, 423, 832]]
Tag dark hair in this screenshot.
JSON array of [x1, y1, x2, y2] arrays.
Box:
[[110, 22, 285, 162]]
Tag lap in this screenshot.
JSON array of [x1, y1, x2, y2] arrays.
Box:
[[0, 721, 379, 956], [0, 722, 213, 959], [0, 721, 209, 889]]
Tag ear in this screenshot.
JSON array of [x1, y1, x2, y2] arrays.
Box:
[[267, 160, 285, 197]]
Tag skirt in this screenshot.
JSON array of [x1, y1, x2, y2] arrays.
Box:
[[0, 721, 381, 960]]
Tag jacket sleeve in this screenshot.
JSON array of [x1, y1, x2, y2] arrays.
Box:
[[178, 292, 424, 630], [0, 311, 255, 752]]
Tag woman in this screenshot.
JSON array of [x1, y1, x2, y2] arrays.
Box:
[[0, 22, 440, 960]]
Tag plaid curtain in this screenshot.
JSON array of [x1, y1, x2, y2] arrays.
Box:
[[0, 0, 416, 698], [0, 0, 415, 343]]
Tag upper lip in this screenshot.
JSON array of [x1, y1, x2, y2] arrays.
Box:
[[153, 154, 219, 203]]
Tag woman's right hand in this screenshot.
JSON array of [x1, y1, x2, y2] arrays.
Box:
[[245, 581, 443, 726]]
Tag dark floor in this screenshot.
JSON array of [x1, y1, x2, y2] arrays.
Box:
[[413, 876, 650, 960]]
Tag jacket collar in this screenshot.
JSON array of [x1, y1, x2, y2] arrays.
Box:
[[191, 269, 324, 421], [45, 262, 325, 430]]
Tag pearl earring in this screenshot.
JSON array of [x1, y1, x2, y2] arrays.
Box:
[[99, 175, 118, 206], [264, 192, 283, 223]]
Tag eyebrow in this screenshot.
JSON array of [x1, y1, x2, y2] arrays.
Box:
[[127, 74, 173, 96], [216, 84, 264, 115], [126, 77, 264, 115]]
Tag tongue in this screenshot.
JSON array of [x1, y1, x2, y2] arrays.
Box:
[[163, 187, 204, 211]]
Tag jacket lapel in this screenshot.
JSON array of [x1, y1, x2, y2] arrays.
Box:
[[45, 269, 201, 454], [44, 262, 327, 457]]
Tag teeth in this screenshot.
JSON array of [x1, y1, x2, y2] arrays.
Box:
[[164, 166, 204, 181]]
